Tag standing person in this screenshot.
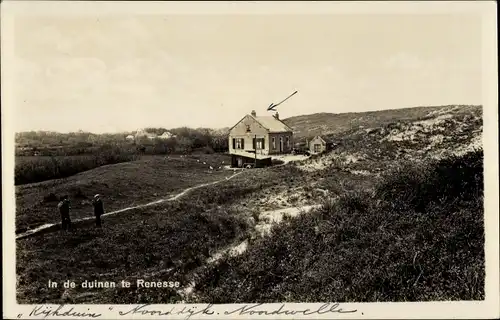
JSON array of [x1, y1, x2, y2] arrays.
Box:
[[92, 194, 104, 227], [58, 195, 71, 230]]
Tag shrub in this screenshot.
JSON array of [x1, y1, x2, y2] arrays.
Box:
[[375, 148, 483, 212]]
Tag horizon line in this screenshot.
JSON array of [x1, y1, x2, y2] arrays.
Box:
[[14, 103, 482, 135]]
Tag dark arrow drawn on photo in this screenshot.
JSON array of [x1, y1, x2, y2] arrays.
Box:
[[267, 90, 298, 111]]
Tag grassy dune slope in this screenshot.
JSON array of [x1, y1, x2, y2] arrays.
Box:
[[192, 150, 484, 302], [284, 104, 481, 140], [15, 154, 231, 232], [293, 104, 482, 174]]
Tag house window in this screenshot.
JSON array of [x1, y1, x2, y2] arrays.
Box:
[[246, 125, 251, 133], [253, 138, 265, 150], [233, 138, 245, 149], [286, 137, 290, 149], [272, 137, 276, 149], [238, 138, 245, 149], [314, 144, 321, 153]]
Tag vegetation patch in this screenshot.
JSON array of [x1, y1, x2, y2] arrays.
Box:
[[190, 150, 484, 303]]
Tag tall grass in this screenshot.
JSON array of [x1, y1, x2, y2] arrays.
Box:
[[192, 149, 484, 302]]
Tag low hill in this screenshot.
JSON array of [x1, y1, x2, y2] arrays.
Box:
[[292, 104, 482, 173], [282, 105, 482, 140]]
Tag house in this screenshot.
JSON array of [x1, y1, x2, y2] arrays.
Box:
[[158, 131, 174, 139], [309, 135, 335, 154], [125, 135, 135, 141], [135, 129, 157, 140], [228, 110, 293, 167]]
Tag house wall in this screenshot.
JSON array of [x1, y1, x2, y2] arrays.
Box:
[[229, 115, 270, 154], [231, 155, 272, 168], [268, 132, 293, 155], [309, 137, 326, 154]]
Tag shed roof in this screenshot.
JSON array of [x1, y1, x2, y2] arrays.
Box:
[[311, 135, 335, 143]]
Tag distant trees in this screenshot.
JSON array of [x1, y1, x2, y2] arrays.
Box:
[[212, 135, 229, 153], [131, 127, 228, 155], [15, 127, 230, 157]]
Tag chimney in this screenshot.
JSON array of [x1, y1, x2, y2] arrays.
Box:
[[251, 110, 256, 117], [274, 111, 279, 120]]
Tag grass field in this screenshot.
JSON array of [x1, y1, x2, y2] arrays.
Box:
[[15, 154, 232, 232]]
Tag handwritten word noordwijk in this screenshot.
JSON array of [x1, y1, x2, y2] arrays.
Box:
[[117, 302, 357, 319]]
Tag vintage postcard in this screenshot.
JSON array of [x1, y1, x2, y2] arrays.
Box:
[[2, 1, 499, 319]]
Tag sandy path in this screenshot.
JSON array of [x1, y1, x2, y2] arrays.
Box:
[[177, 204, 322, 300], [16, 171, 245, 240], [64, 180, 321, 302]]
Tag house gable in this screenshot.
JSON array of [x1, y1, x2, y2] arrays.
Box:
[[229, 115, 269, 136], [310, 136, 326, 145]]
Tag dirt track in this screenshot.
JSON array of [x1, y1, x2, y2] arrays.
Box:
[[16, 171, 245, 240]]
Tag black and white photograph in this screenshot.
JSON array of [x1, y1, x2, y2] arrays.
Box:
[[2, 1, 498, 319]]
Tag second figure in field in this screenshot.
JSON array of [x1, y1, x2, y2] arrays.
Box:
[[92, 194, 104, 227], [58, 195, 71, 230]]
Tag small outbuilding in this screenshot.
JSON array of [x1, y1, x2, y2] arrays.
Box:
[[309, 136, 335, 154]]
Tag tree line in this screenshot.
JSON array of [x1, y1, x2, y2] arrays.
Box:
[[15, 127, 230, 156]]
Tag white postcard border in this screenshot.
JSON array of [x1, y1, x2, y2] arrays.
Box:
[[2, 1, 498, 319]]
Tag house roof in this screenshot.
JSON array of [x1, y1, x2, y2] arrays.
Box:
[[311, 135, 335, 144], [251, 115, 293, 133], [312, 136, 326, 143], [229, 113, 293, 133]]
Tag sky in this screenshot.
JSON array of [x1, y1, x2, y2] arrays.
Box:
[[12, 13, 482, 133]]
